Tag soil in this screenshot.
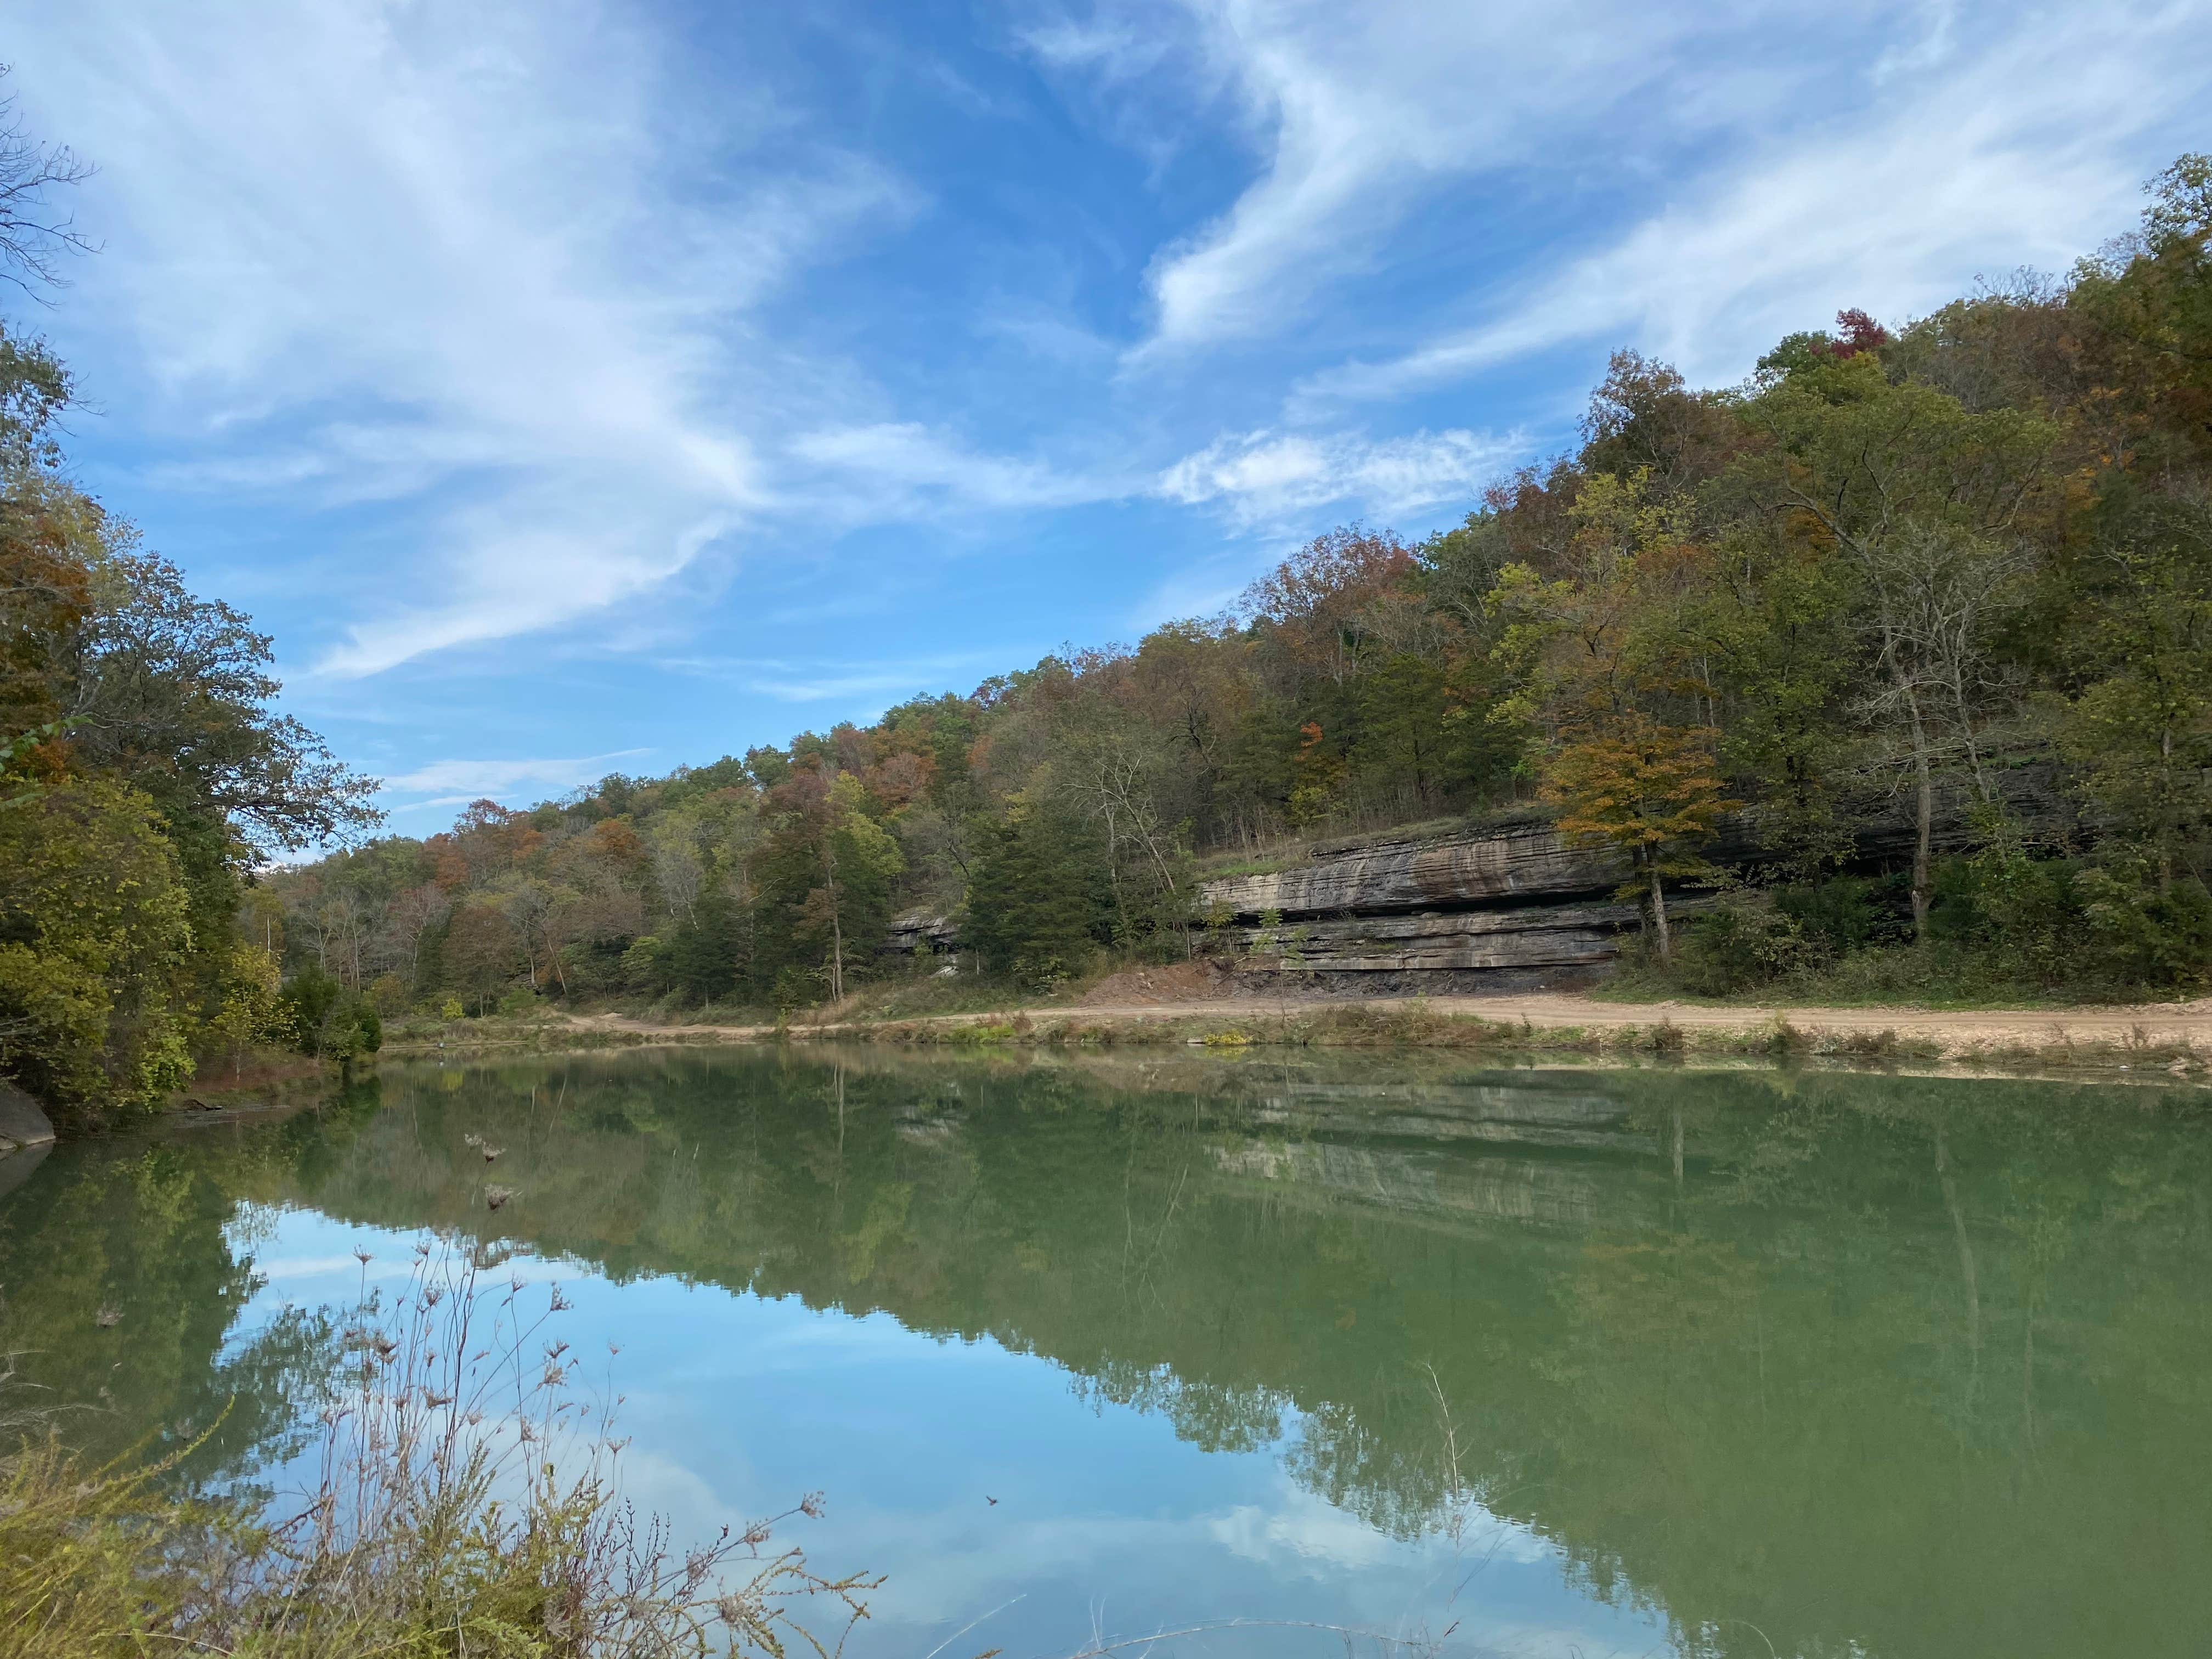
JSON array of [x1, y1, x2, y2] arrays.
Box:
[[556, 988, 2212, 1062], [1075, 960, 1234, 1006]]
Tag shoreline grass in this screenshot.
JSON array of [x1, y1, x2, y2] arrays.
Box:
[[354, 1003, 2212, 1082], [0, 1243, 870, 1658]]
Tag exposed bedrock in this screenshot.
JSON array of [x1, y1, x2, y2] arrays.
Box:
[[884, 910, 959, 954], [1196, 761, 2073, 986]]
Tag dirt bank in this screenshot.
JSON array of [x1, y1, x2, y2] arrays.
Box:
[[555, 989, 2212, 1069]]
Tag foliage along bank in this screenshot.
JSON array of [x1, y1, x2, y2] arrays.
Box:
[[0, 324, 381, 1127], [270, 156, 2212, 1014]]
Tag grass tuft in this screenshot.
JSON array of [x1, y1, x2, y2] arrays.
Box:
[[0, 1245, 872, 1658]]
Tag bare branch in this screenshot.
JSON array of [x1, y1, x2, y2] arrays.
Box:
[[0, 65, 98, 301]]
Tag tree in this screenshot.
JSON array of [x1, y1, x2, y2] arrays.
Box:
[[1541, 715, 1736, 962], [1746, 359, 2055, 932], [379, 884, 452, 988], [964, 793, 1109, 985], [2054, 497, 2212, 891], [755, 770, 902, 1003], [1852, 523, 2034, 932], [0, 778, 193, 1123], [443, 903, 521, 1014]]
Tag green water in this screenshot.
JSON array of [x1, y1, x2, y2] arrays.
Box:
[[1, 1047, 2208, 1657]]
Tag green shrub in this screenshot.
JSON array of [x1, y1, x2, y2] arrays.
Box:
[[2076, 865, 2212, 990], [1675, 901, 1813, 995], [279, 968, 383, 1060], [1774, 875, 1897, 952]]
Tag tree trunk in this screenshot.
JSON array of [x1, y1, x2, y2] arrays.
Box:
[[1906, 685, 1934, 938], [1936, 1127, 1981, 1413], [2159, 726, 2176, 894], [821, 836, 844, 1003], [1649, 859, 1672, 963]]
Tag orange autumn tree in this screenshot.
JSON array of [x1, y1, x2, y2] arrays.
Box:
[[1541, 713, 1735, 962]]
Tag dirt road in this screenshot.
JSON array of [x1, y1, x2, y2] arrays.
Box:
[[565, 990, 2212, 1057]]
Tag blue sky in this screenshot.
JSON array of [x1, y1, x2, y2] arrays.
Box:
[[10, 1, 2210, 831]]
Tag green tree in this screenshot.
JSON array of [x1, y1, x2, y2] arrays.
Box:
[[964, 793, 1109, 986], [755, 771, 903, 1003], [0, 778, 193, 1123]]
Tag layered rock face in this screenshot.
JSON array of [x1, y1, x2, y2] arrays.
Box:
[[1197, 763, 2073, 991], [1199, 820, 1652, 991], [884, 910, 958, 954]]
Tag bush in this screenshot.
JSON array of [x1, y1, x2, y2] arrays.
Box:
[[1773, 875, 1897, 953], [0, 780, 195, 1124], [1674, 901, 1813, 996], [2077, 865, 2212, 990], [278, 968, 383, 1060], [364, 973, 410, 1017], [1011, 951, 1074, 994]]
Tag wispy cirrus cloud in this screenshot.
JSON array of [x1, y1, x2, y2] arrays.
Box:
[[661, 648, 1020, 706], [784, 422, 1128, 516], [1030, 0, 2210, 393], [1028, 0, 1808, 359], [1157, 426, 1518, 528], [15, 1, 909, 679], [1300, 0, 2212, 403], [380, 750, 654, 813]]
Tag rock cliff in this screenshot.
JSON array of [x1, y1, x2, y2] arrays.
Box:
[[1196, 761, 2075, 989]]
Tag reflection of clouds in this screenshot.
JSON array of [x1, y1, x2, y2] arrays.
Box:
[[1207, 1465, 1558, 1625], [1213, 1486, 1431, 1576], [708, 1299, 971, 1370], [215, 1207, 1669, 1659]]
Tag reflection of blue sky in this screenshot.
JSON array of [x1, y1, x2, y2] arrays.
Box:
[[227, 1206, 1671, 1658]]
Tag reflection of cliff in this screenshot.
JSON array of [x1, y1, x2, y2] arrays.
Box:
[[1213, 1139, 1634, 1231], [31, 1048, 2209, 1659], [267, 1051, 2212, 1659]]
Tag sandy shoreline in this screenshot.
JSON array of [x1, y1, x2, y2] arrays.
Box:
[[541, 989, 2212, 1066]]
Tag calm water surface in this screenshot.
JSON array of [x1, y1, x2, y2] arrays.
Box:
[[2, 1048, 2208, 1658]]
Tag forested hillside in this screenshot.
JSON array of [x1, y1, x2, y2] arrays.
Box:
[[267, 155, 2212, 1015], [10, 142, 2212, 1116]]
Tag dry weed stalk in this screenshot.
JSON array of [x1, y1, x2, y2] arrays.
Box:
[[0, 1238, 877, 1658]]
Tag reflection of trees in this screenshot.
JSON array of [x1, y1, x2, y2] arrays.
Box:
[[0, 1084, 383, 1487], [275, 1053, 2212, 1659], [13, 1049, 2210, 1659]]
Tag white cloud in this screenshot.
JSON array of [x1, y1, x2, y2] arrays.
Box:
[[13, 1, 909, 678], [785, 422, 1125, 516], [1042, 0, 1796, 358], [1158, 427, 1516, 527], [659, 648, 1017, 707], [380, 750, 654, 808], [1301, 1, 2212, 402], [1030, 0, 2210, 386]]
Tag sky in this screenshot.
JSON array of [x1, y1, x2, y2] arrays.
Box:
[[8, 0, 2210, 832]]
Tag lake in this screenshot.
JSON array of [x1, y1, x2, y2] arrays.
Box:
[[2, 1047, 2208, 1657]]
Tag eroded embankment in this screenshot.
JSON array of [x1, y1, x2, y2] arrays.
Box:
[[510, 991, 2212, 1077]]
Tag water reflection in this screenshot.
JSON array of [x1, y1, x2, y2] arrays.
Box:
[[2, 1049, 2208, 1657]]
